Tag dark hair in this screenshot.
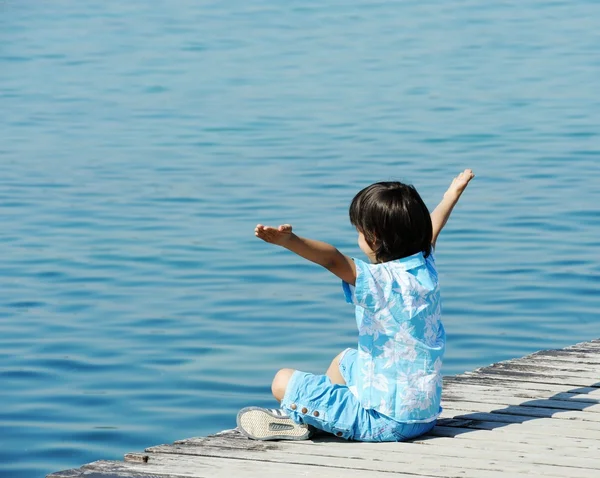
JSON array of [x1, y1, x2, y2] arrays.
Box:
[[349, 181, 432, 262]]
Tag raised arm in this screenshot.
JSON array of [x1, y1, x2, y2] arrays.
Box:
[[255, 224, 357, 285], [430, 169, 475, 249]]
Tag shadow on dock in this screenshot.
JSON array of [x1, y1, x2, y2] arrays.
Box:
[[433, 381, 600, 438]]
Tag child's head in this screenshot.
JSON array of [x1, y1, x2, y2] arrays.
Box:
[[349, 181, 432, 263]]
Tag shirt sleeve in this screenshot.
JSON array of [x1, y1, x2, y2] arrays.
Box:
[[342, 258, 389, 311]]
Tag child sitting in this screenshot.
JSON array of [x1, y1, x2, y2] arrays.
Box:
[[237, 169, 474, 442]]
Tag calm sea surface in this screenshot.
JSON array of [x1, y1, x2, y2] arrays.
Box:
[[1, 1, 599, 476]]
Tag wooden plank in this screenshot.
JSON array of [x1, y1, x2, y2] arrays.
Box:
[[518, 346, 600, 358], [443, 379, 600, 402], [513, 352, 600, 365], [181, 430, 600, 459], [440, 403, 600, 425], [528, 347, 600, 357], [564, 340, 600, 348], [447, 388, 600, 405], [122, 449, 587, 478], [442, 375, 600, 399], [518, 355, 600, 367], [439, 409, 600, 437], [527, 352, 600, 364], [442, 391, 600, 412], [444, 388, 600, 404], [437, 416, 600, 438], [463, 370, 600, 387], [180, 427, 600, 452], [428, 424, 599, 445], [469, 364, 599, 382], [146, 437, 600, 469], [440, 400, 600, 423], [443, 388, 600, 413], [443, 376, 600, 396], [483, 362, 600, 379], [508, 361, 600, 374], [566, 342, 600, 348], [463, 368, 598, 382], [47, 471, 86, 478], [48, 467, 191, 478], [80, 457, 417, 478], [435, 420, 600, 440], [413, 433, 600, 454]]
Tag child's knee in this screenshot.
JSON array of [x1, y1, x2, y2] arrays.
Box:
[[326, 350, 348, 385], [271, 368, 295, 401]]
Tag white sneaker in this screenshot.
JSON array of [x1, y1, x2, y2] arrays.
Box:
[[236, 406, 312, 441]]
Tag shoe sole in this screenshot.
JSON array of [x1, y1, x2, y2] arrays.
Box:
[[236, 407, 311, 441]]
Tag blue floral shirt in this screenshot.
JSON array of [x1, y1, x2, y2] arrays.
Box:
[[342, 251, 444, 423]]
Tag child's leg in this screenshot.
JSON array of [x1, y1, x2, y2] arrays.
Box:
[[325, 350, 348, 385], [271, 368, 295, 402], [240, 349, 431, 442], [272, 349, 351, 402], [280, 366, 436, 442]]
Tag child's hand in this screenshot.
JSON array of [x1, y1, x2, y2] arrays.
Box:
[[445, 169, 475, 199], [255, 224, 294, 246]]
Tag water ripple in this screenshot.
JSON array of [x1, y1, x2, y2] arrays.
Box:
[[1, 1, 600, 477]]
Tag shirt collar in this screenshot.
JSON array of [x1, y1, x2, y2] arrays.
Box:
[[393, 251, 425, 270]]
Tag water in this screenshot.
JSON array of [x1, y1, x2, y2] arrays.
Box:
[[1, 0, 599, 476]]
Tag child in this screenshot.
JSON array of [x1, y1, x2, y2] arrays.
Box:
[[237, 169, 474, 442]]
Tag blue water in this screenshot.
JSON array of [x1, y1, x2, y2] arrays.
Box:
[[1, 1, 599, 476]]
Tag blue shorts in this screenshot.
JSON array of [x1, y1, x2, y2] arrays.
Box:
[[280, 349, 436, 442]]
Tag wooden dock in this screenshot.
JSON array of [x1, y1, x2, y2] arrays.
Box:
[[48, 339, 600, 477]]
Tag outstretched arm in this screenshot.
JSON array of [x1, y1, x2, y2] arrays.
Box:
[[430, 169, 475, 249], [255, 224, 357, 285]]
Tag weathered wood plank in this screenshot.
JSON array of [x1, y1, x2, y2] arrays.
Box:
[[73, 457, 414, 478], [443, 379, 600, 402], [46, 471, 85, 478], [442, 392, 600, 412], [184, 423, 600, 448], [440, 405, 600, 426], [437, 413, 600, 440], [479, 361, 599, 380], [127, 450, 596, 478], [527, 352, 600, 364], [48, 468, 190, 478], [146, 438, 600, 469], [434, 417, 600, 438], [120, 449, 589, 478], [538, 351, 600, 362], [177, 433, 600, 456], [511, 353, 600, 367], [413, 433, 600, 454], [444, 377, 600, 397], [180, 426, 600, 455], [449, 389, 600, 405], [468, 366, 599, 382], [463, 370, 599, 387], [427, 424, 597, 446], [518, 356, 600, 368], [440, 400, 600, 423]]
